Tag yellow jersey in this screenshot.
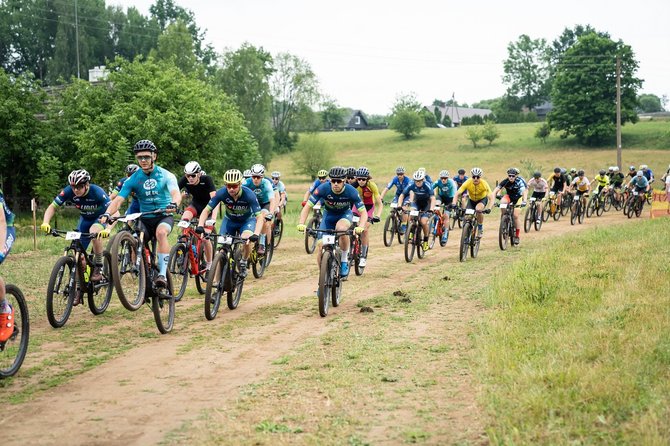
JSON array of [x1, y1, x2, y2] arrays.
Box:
[[457, 178, 492, 201], [593, 175, 610, 188]]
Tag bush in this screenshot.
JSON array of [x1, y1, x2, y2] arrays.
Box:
[[481, 121, 500, 145], [465, 126, 482, 148], [292, 134, 334, 180], [535, 123, 551, 143], [390, 109, 424, 139]]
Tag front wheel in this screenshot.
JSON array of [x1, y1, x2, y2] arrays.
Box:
[[404, 223, 416, 263], [227, 246, 245, 310], [152, 273, 175, 334], [0, 285, 30, 378], [498, 216, 509, 251], [168, 243, 189, 302], [110, 231, 145, 311], [88, 253, 113, 315], [204, 251, 225, 320], [382, 214, 395, 247], [534, 207, 543, 231], [523, 206, 533, 233], [578, 200, 585, 224], [586, 196, 596, 218], [251, 246, 267, 279], [304, 217, 318, 254], [272, 218, 283, 248], [46, 256, 75, 328], [318, 250, 332, 317], [194, 243, 208, 295], [428, 215, 438, 250], [459, 223, 471, 262]]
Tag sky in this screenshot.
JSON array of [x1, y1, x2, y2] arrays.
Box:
[[112, 0, 669, 116]]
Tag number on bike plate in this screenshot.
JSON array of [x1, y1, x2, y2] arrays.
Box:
[[465, 208, 476, 215], [205, 219, 216, 227], [499, 203, 508, 209], [633, 191, 638, 196], [322, 234, 335, 245], [390, 202, 398, 208], [220, 235, 233, 245], [435, 200, 442, 206], [65, 231, 82, 240], [410, 210, 419, 217], [352, 215, 360, 223], [530, 197, 537, 202], [177, 220, 190, 228], [313, 203, 322, 210], [120, 212, 142, 222]]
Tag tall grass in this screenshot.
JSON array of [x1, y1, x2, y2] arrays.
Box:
[[475, 218, 670, 444]]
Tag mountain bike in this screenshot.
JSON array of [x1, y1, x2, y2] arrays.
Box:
[[250, 232, 273, 279], [168, 219, 215, 301], [349, 214, 376, 276], [46, 230, 113, 328], [382, 201, 404, 247], [429, 202, 449, 248], [307, 228, 352, 317], [449, 200, 465, 229], [304, 203, 322, 254], [271, 212, 283, 249], [109, 211, 176, 334], [543, 191, 561, 221], [560, 191, 573, 216], [404, 209, 433, 263], [627, 190, 645, 218], [523, 196, 542, 232], [0, 284, 29, 378], [459, 208, 483, 262], [204, 233, 247, 320], [586, 189, 606, 218], [570, 192, 587, 225], [604, 186, 623, 212], [497, 202, 522, 250]]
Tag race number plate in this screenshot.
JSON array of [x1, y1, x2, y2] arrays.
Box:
[[177, 220, 190, 228], [220, 235, 232, 245], [530, 197, 537, 202], [313, 203, 322, 210], [66, 231, 82, 240], [120, 212, 142, 222], [390, 202, 398, 208], [465, 208, 476, 215], [205, 219, 216, 227], [322, 234, 335, 245], [352, 215, 360, 223], [499, 203, 508, 209], [410, 210, 419, 216]]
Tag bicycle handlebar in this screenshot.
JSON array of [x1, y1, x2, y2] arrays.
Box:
[[49, 229, 96, 239]]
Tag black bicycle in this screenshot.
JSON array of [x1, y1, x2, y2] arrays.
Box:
[[46, 230, 113, 328], [0, 284, 29, 378], [459, 208, 483, 262], [404, 209, 433, 263], [497, 202, 523, 250], [204, 233, 247, 320], [627, 189, 646, 218], [307, 228, 352, 317], [570, 192, 587, 225], [271, 212, 283, 249], [109, 211, 176, 334], [523, 196, 543, 232], [586, 189, 606, 218], [304, 203, 322, 254], [382, 201, 404, 247]]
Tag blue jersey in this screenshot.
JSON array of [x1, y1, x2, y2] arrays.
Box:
[[453, 175, 469, 187], [207, 185, 261, 221], [53, 184, 110, 219], [118, 166, 178, 215], [272, 180, 286, 194], [433, 178, 457, 199], [497, 176, 527, 198], [386, 176, 411, 198], [643, 169, 654, 181], [309, 178, 329, 194], [402, 182, 433, 206], [631, 176, 649, 189], [243, 177, 275, 205], [309, 182, 365, 214], [0, 189, 15, 227]]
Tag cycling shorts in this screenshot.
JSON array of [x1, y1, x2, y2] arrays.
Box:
[[220, 215, 256, 236], [126, 199, 140, 215], [0, 226, 15, 265], [550, 185, 564, 194], [77, 217, 105, 250], [318, 210, 352, 240], [353, 204, 374, 219], [467, 197, 489, 210], [531, 191, 546, 200], [185, 201, 208, 218], [140, 215, 174, 246]]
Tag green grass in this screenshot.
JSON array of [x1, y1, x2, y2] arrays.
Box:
[[475, 218, 670, 445]]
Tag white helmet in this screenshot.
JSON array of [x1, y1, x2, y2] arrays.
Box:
[[243, 169, 252, 179], [250, 164, 265, 176], [636, 170, 644, 177], [413, 170, 426, 181], [271, 171, 281, 178], [439, 170, 449, 178], [613, 166, 619, 172], [471, 167, 483, 177], [68, 169, 91, 186], [640, 164, 648, 170], [184, 161, 202, 175]]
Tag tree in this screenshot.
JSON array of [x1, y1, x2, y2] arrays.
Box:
[[270, 53, 320, 152], [481, 121, 500, 145], [292, 134, 334, 180], [548, 33, 641, 145], [535, 123, 551, 143], [465, 126, 482, 148], [638, 94, 663, 113], [421, 109, 437, 128], [390, 92, 424, 138], [216, 43, 274, 163], [502, 34, 551, 110], [320, 97, 346, 130], [151, 20, 199, 75]]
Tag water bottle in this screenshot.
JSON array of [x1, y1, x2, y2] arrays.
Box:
[[191, 244, 197, 258]]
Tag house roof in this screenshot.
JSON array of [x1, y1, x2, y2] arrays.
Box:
[[424, 105, 492, 122]]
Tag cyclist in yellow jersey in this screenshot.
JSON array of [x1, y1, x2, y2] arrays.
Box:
[[592, 169, 610, 196], [353, 167, 382, 266], [452, 167, 494, 237]]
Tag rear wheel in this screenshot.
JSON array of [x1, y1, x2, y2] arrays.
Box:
[[0, 285, 30, 378], [498, 216, 509, 251], [304, 217, 318, 254], [272, 218, 283, 248], [168, 242, 189, 302], [152, 273, 175, 334], [404, 223, 416, 263], [586, 196, 596, 218], [194, 243, 207, 295], [46, 256, 75, 328], [227, 247, 244, 310], [204, 251, 225, 320], [251, 245, 267, 279], [318, 250, 332, 317], [428, 215, 438, 250], [88, 253, 113, 315], [110, 231, 145, 311], [523, 205, 533, 233], [383, 214, 395, 247]]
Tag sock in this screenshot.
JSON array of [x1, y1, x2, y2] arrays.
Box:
[[158, 253, 168, 276], [478, 224, 483, 231], [94, 253, 103, 266], [206, 261, 212, 269], [361, 246, 368, 257], [515, 228, 520, 237], [423, 236, 428, 242], [341, 250, 348, 262], [259, 234, 266, 246]]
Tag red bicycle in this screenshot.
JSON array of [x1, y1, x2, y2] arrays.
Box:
[[169, 219, 215, 301], [428, 202, 449, 249]]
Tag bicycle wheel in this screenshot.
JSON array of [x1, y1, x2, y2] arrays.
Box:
[[449, 210, 458, 230], [578, 201, 585, 224], [636, 200, 643, 217], [498, 216, 509, 251], [561, 196, 571, 216], [194, 243, 207, 295], [204, 251, 225, 320], [265, 236, 275, 266], [168, 242, 189, 302], [396, 216, 404, 244], [354, 238, 365, 276], [272, 218, 283, 248], [596, 199, 605, 216], [304, 217, 318, 254], [416, 225, 426, 259], [471, 230, 480, 258], [627, 199, 635, 218], [331, 255, 342, 308], [534, 208, 543, 231], [228, 247, 244, 310], [0, 285, 29, 378], [152, 273, 175, 334], [439, 217, 449, 247], [383, 214, 395, 247], [459, 223, 471, 262], [646, 191, 653, 205], [110, 231, 145, 311], [570, 202, 578, 225], [404, 223, 416, 263], [428, 215, 438, 250], [523, 205, 533, 233], [251, 246, 266, 279], [318, 250, 332, 317], [46, 256, 75, 328], [586, 196, 596, 218], [88, 252, 113, 315], [603, 194, 612, 212]]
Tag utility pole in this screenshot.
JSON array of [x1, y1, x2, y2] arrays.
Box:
[[74, 0, 81, 79], [616, 55, 622, 169]]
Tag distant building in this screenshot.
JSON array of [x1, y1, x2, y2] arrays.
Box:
[[343, 110, 369, 130], [532, 101, 553, 120], [88, 65, 109, 83], [423, 104, 492, 127]]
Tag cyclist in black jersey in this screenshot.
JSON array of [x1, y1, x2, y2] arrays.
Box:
[[179, 161, 217, 268], [548, 167, 569, 208]]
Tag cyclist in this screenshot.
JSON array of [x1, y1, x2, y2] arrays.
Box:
[[432, 170, 457, 244], [569, 169, 591, 211], [41, 169, 113, 286], [606, 166, 615, 178], [528, 171, 548, 224], [592, 169, 610, 199], [178, 161, 217, 269], [0, 188, 16, 342], [627, 170, 650, 208], [626, 166, 637, 181], [397, 170, 437, 252], [380, 166, 411, 233], [302, 169, 329, 206], [417, 167, 433, 188], [641, 164, 655, 184], [354, 167, 383, 266], [452, 167, 494, 238], [110, 164, 140, 214], [197, 169, 263, 278], [346, 167, 357, 185], [270, 171, 288, 215], [243, 164, 278, 254], [297, 166, 367, 279], [610, 166, 625, 203], [492, 168, 528, 244], [99, 140, 181, 289], [548, 167, 569, 208], [453, 168, 469, 211], [568, 168, 577, 184], [243, 169, 252, 180]]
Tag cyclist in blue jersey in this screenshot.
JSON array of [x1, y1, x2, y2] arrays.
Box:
[[197, 169, 264, 278], [297, 166, 366, 279], [380, 166, 411, 233], [345, 167, 357, 186], [302, 169, 329, 207], [453, 168, 469, 209], [110, 163, 141, 214], [243, 164, 278, 254], [433, 170, 457, 244], [0, 188, 16, 341], [397, 170, 437, 252], [41, 169, 114, 284], [417, 167, 433, 188], [640, 164, 655, 184], [270, 171, 287, 217], [99, 140, 181, 289], [492, 167, 528, 245]]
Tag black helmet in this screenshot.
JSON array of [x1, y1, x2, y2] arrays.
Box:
[[599, 169, 606, 176], [533, 171, 541, 178], [458, 168, 466, 175], [133, 139, 157, 153], [577, 169, 585, 176], [329, 166, 347, 180], [507, 168, 517, 176], [346, 167, 356, 178], [553, 167, 561, 173], [356, 167, 370, 179]]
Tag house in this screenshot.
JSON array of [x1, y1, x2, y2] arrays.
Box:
[[343, 110, 368, 130], [532, 102, 553, 120], [424, 105, 492, 126]]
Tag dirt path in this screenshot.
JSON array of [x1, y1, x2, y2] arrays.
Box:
[[3, 209, 644, 445]]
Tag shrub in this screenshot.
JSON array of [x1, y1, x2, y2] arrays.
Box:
[[292, 134, 334, 180], [465, 126, 482, 148]]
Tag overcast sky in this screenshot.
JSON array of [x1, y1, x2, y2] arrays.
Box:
[[112, 0, 669, 115]]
